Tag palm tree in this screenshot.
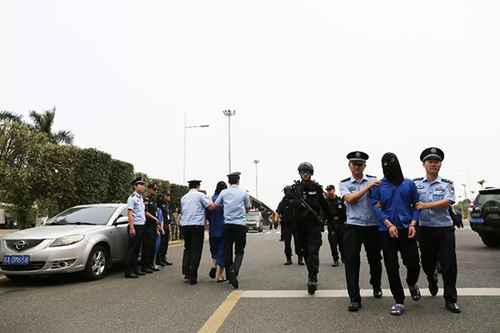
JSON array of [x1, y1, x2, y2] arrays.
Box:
[[477, 179, 487, 189], [28, 107, 74, 144], [2, 108, 74, 145], [0, 111, 24, 123]]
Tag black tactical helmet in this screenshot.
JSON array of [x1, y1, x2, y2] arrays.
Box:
[[297, 162, 314, 175]]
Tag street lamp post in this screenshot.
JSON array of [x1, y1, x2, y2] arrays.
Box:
[[223, 110, 236, 173], [183, 112, 209, 184], [253, 160, 260, 199]]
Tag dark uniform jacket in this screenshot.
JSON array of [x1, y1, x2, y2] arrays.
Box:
[[144, 195, 158, 225], [326, 196, 347, 229], [289, 180, 333, 227], [159, 203, 171, 225], [276, 194, 294, 225]]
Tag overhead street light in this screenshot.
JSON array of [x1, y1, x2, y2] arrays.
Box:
[[253, 160, 260, 199], [223, 110, 236, 173], [183, 112, 209, 184]]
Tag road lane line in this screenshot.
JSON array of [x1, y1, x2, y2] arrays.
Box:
[[241, 288, 500, 298], [198, 291, 243, 333]]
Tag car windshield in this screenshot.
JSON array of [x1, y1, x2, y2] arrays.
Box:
[[477, 194, 500, 205], [246, 213, 261, 222], [45, 206, 117, 226]]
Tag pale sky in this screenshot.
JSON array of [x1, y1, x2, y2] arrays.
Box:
[[1, 1, 499, 209]]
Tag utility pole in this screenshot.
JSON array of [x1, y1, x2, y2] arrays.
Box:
[[222, 110, 236, 173], [253, 160, 260, 199]]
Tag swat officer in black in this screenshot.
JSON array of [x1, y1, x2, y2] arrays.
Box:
[[275, 187, 304, 266], [157, 191, 173, 266], [325, 185, 347, 267], [288, 162, 333, 295], [143, 184, 160, 273]]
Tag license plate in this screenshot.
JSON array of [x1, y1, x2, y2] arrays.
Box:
[[470, 217, 484, 223], [2, 255, 30, 265]]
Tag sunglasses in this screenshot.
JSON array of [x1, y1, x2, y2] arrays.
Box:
[[299, 171, 312, 175]]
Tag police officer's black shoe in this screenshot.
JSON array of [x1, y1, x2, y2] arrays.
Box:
[[348, 301, 362, 312], [429, 280, 438, 296], [143, 268, 154, 274], [332, 260, 339, 267], [125, 273, 139, 278], [228, 270, 239, 289], [307, 279, 317, 295], [373, 288, 383, 298], [284, 257, 292, 265], [445, 300, 461, 313], [134, 271, 146, 276], [298, 256, 305, 265], [189, 279, 197, 285], [163, 261, 173, 266]]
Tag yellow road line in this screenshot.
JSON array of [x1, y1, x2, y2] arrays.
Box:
[[198, 291, 243, 333]]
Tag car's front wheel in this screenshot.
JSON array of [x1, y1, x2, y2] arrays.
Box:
[[83, 245, 109, 280], [480, 234, 500, 247]]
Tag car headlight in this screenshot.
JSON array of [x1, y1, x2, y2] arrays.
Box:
[[50, 235, 85, 247]]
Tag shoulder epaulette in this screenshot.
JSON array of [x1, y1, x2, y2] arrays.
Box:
[[412, 177, 424, 181], [366, 174, 377, 178], [340, 177, 350, 183], [441, 178, 453, 184]]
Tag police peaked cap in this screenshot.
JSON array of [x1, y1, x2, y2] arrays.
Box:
[[420, 147, 444, 162], [347, 151, 369, 164], [326, 185, 335, 191], [131, 177, 146, 186], [188, 179, 202, 187], [148, 184, 158, 190], [227, 171, 241, 178], [164, 190, 171, 196]]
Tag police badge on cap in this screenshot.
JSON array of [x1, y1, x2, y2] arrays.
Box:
[[347, 151, 369, 164], [420, 147, 444, 162]]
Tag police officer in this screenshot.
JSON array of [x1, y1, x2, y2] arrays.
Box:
[[288, 162, 333, 295], [124, 177, 147, 278], [275, 187, 303, 266], [339, 151, 383, 311], [325, 185, 347, 267], [157, 191, 173, 266], [414, 147, 461, 313], [181, 180, 216, 285], [143, 184, 160, 273], [211, 172, 252, 289]]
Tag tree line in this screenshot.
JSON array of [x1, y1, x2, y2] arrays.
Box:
[[0, 108, 188, 229]]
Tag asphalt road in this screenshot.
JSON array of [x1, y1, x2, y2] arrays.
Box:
[[1, 224, 499, 333]]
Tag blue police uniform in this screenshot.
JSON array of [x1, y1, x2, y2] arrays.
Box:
[[414, 175, 459, 305], [215, 184, 251, 280], [181, 188, 212, 283], [124, 191, 147, 276], [339, 174, 383, 305]]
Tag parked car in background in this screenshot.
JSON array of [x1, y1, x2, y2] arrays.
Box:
[[246, 210, 263, 232], [469, 188, 500, 247], [0, 204, 129, 281]]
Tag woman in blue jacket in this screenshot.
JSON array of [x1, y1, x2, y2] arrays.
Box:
[[206, 181, 227, 282], [371, 153, 421, 316]]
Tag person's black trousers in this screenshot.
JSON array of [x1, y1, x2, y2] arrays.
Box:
[[224, 224, 247, 275], [343, 225, 383, 303], [142, 221, 157, 269], [380, 228, 420, 304], [158, 226, 170, 262], [327, 223, 345, 262], [296, 222, 323, 281], [124, 225, 146, 274], [419, 226, 458, 302], [282, 222, 302, 258], [182, 225, 205, 281]]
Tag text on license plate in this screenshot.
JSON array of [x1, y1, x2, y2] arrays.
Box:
[[470, 217, 484, 223], [2, 255, 30, 265]]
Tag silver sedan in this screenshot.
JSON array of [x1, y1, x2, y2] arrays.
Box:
[[0, 203, 129, 281]]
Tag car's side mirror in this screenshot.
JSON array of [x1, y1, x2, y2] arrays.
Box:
[[113, 216, 129, 226]]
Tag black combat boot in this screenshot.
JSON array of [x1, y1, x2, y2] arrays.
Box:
[[298, 255, 305, 265], [284, 256, 292, 265]]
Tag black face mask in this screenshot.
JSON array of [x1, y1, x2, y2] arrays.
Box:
[[382, 153, 404, 185]]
